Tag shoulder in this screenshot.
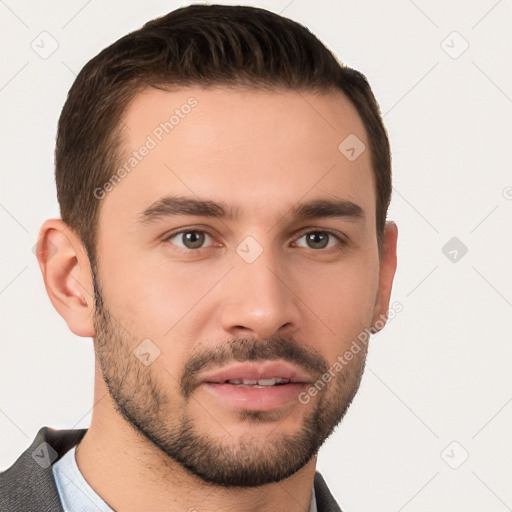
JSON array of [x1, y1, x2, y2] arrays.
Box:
[[314, 471, 343, 512], [0, 426, 86, 512]]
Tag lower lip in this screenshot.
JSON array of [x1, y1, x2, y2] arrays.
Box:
[[202, 383, 306, 411]]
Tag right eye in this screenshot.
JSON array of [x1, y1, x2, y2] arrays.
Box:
[[165, 230, 214, 250]]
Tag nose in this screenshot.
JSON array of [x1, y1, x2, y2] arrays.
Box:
[[219, 249, 301, 340]]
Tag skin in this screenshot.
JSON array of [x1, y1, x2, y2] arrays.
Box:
[[37, 86, 397, 512]]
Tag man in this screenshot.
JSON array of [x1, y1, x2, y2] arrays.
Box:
[[0, 4, 397, 511]]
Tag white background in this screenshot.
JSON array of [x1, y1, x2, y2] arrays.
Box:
[[1, 1, 511, 511]]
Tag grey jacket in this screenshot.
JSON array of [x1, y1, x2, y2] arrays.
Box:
[[0, 427, 342, 511]]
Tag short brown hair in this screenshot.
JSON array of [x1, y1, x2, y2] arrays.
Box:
[[55, 4, 391, 256]]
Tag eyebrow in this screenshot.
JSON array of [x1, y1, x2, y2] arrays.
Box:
[[139, 196, 239, 223], [292, 198, 365, 221], [139, 195, 365, 224]]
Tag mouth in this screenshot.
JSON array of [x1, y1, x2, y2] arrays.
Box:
[[216, 377, 292, 388], [200, 361, 312, 411]]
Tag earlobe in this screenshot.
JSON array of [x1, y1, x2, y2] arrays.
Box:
[[371, 221, 398, 333], [36, 219, 96, 338]]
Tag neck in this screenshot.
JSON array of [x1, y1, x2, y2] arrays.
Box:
[[75, 368, 317, 512]]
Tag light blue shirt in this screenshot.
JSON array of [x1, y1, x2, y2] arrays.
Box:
[[52, 446, 114, 511], [53, 446, 317, 511]]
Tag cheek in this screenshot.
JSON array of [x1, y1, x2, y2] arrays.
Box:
[[296, 256, 379, 352], [98, 247, 230, 340]]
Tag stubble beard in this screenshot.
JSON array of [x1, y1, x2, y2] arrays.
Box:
[[91, 263, 367, 487]]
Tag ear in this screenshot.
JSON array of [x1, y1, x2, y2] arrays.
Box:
[[371, 221, 398, 333], [36, 219, 95, 337]]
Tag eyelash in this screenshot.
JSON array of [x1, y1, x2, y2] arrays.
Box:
[[164, 228, 347, 252]]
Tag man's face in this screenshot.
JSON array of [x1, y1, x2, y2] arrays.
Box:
[[92, 86, 384, 486]]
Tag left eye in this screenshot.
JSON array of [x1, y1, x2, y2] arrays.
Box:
[[295, 231, 341, 250], [167, 230, 214, 249]]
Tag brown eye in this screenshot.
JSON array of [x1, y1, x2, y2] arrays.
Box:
[[168, 230, 212, 249], [295, 231, 340, 250]]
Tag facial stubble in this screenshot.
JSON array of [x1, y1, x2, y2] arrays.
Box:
[[90, 262, 368, 487]]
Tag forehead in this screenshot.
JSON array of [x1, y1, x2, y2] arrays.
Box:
[[101, 86, 375, 227]]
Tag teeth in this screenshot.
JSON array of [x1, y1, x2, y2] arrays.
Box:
[[257, 378, 278, 386], [226, 378, 290, 386]]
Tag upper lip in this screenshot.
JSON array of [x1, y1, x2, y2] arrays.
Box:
[[202, 361, 313, 384]]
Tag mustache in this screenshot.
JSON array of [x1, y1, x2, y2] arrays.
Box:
[[180, 336, 329, 399]]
